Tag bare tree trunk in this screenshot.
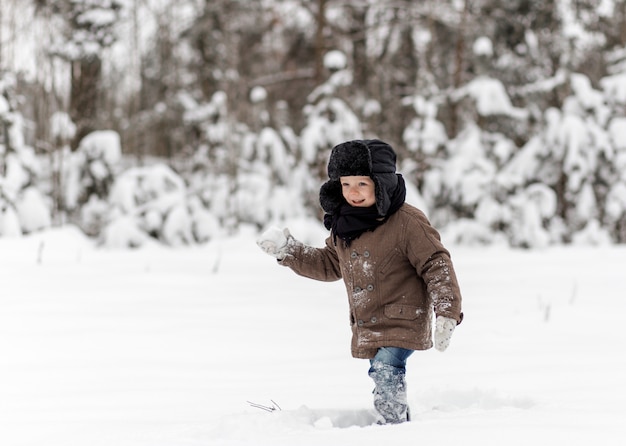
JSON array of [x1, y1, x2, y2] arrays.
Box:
[[348, 4, 368, 92], [129, 0, 143, 164], [70, 57, 101, 149], [314, 0, 327, 84], [449, 0, 469, 139], [621, 0, 626, 45]]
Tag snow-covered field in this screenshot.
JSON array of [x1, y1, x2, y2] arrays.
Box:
[[1, 224, 625, 446]]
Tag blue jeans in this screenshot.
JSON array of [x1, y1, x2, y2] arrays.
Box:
[[369, 347, 413, 371], [368, 347, 413, 424]]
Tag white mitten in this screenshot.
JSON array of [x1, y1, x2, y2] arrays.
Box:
[[256, 227, 292, 260], [434, 316, 457, 352]]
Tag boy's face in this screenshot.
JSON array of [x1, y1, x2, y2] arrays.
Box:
[[340, 176, 376, 207]]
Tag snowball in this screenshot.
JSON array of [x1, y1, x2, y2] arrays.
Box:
[[258, 226, 287, 247]]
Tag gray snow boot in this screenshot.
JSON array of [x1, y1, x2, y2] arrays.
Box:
[[369, 360, 410, 424]]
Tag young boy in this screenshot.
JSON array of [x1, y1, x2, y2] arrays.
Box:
[[256, 139, 463, 424]]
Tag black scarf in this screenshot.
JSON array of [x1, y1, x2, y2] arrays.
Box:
[[324, 176, 406, 246]]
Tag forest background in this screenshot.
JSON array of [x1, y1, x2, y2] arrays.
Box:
[[2, 0, 626, 248]]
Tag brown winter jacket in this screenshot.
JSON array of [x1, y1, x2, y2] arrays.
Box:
[[279, 203, 463, 359]]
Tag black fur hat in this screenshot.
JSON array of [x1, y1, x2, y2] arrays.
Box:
[[320, 139, 400, 216]]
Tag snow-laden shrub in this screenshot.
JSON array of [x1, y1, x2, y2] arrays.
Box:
[[0, 198, 22, 237], [440, 218, 504, 246], [300, 97, 361, 166], [181, 90, 232, 172], [101, 212, 149, 249], [572, 219, 613, 246], [0, 89, 51, 236], [440, 183, 558, 249], [188, 196, 221, 243], [604, 181, 626, 242], [506, 184, 557, 249], [420, 70, 626, 246], [403, 96, 448, 157], [447, 127, 498, 210], [15, 187, 52, 234], [65, 130, 122, 212], [240, 126, 294, 185], [100, 164, 220, 248], [452, 76, 528, 120]]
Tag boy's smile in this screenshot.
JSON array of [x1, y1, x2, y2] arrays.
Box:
[[340, 176, 376, 207]]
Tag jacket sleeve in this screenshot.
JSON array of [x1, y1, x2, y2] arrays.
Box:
[[405, 211, 464, 325], [421, 251, 463, 324], [278, 235, 343, 282]]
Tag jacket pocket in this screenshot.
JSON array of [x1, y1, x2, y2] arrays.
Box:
[[378, 248, 399, 275], [384, 304, 421, 321]]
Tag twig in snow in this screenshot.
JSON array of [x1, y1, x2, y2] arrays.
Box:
[[37, 241, 44, 265], [212, 245, 222, 274], [247, 400, 282, 412], [569, 280, 578, 305]]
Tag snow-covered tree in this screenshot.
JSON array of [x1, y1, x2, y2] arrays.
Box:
[[42, 0, 124, 145], [64, 130, 122, 235], [0, 74, 51, 236], [48, 111, 77, 224], [4, 0, 626, 248], [600, 73, 626, 242], [300, 53, 362, 180]]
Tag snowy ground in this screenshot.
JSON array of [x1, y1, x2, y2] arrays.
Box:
[[1, 223, 625, 446]]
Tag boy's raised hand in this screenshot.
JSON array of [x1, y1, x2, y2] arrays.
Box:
[[256, 227, 292, 260], [434, 316, 457, 352]]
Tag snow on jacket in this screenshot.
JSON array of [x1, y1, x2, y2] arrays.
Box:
[[279, 203, 463, 359]]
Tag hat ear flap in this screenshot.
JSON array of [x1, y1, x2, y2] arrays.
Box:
[[373, 173, 399, 216], [373, 177, 387, 216], [319, 180, 344, 213]]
